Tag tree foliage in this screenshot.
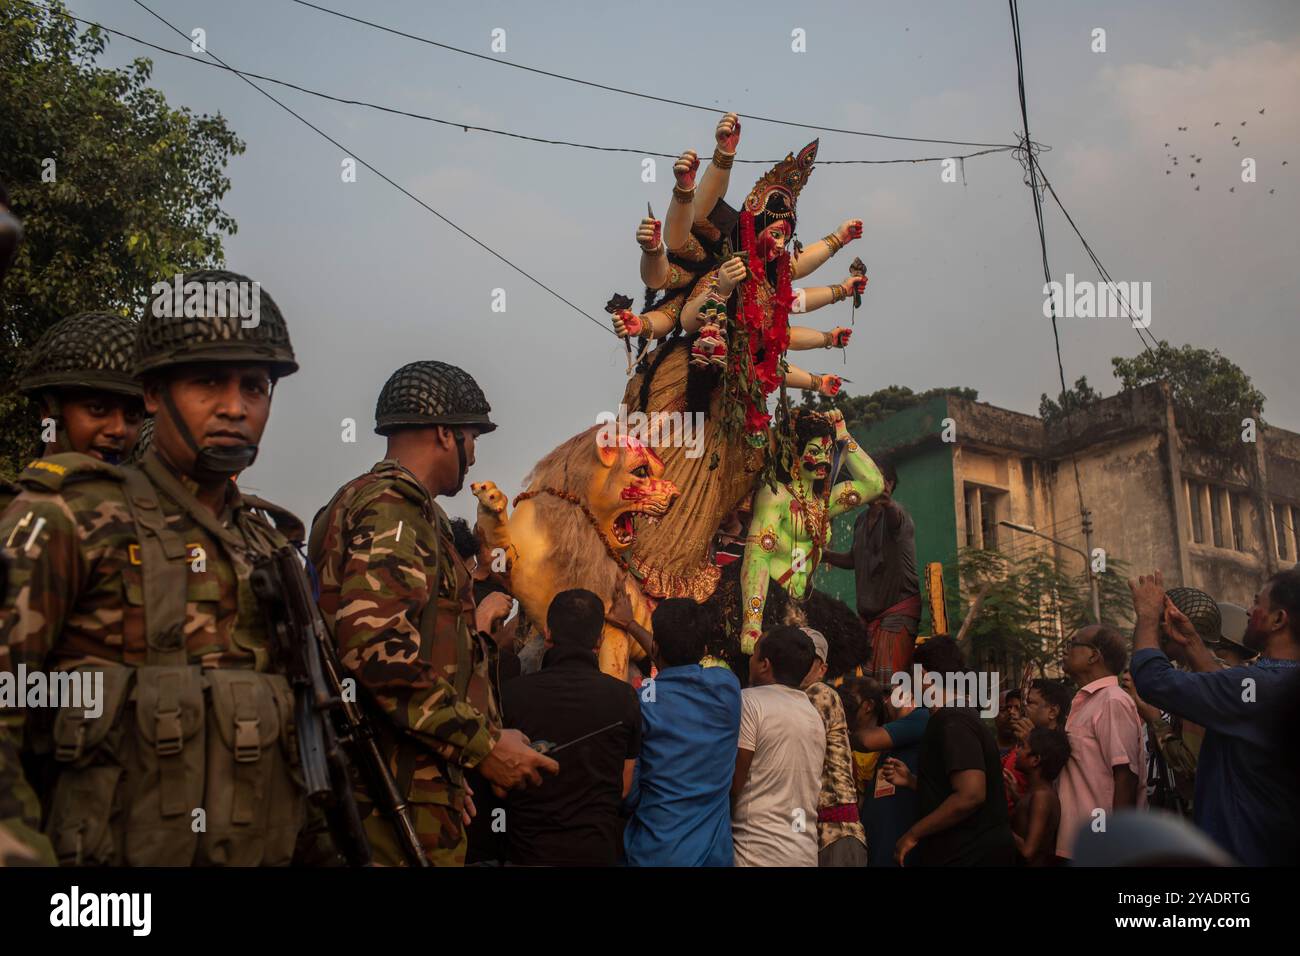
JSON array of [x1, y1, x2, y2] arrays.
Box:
[[945, 546, 1133, 686], [800, 383, 978, 432], [1039, 374, 1102, 425], [0, 0, 244, 477], [1111, 340, 1265, 459]]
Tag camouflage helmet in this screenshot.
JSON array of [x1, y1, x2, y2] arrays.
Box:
[[133, 269, 298, 379], [374, 360, 496, 436], [18, 311, 142, 398], [1165, 586, 1222, 641], [122, 415, 155, 465]]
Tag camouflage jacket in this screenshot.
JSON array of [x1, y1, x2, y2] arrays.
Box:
[[806, 681, 867, 850], [0, 450, 300, 864], [309, 461, 500, 818]]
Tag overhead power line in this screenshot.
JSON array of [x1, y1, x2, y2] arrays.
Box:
[[117, 0, 615, 338], [288, 0, 1022, 150], [19, 4, 1019, 168], [1035, 166, 1161, 358], [1008, 0, 1088, 524]]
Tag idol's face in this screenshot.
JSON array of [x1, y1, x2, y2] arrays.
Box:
[[798, 436, 832, 482], [757, 222, 790, 262]]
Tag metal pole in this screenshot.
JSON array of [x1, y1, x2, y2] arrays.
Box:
[[1081, 509, 1101, 623]]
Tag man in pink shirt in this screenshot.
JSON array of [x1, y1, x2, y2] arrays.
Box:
[[1056, 625, 1146, 859]]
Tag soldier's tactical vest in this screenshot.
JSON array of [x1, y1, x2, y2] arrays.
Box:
[[0, 478, 19, 516], [309, 462, 496, 798], [21, 452, 307, 866]]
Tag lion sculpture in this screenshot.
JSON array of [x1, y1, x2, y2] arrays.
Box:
[[472, 425, 678, 679]]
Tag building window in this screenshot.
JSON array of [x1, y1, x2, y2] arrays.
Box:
[[963, 484, 1006, 550], [1230, 492, 1246, 551], [981, 489, 1000, 549], [965, 486, 980, 549], [1187, 480, 1205, 544], [1209, 490, 1225, 549], [1276, 504, 1291, 561]]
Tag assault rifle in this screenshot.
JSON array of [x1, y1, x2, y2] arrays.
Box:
[[251, 546, 429, 867]]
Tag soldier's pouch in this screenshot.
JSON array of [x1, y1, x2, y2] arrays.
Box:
[[122, 666, 206, 866], [197, 670, 302, 866], [45, 665, 134, 866]]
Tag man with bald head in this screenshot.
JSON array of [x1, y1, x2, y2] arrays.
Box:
[[1055, 623, 1145, 860]]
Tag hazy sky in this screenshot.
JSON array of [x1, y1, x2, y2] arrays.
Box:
[[69, 0, 1300, 523]]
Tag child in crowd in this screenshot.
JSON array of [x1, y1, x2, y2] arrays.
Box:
[[1010, 727, 1071, 866]]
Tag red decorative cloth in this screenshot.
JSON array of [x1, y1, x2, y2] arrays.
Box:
[[865, 593, 923, 679]]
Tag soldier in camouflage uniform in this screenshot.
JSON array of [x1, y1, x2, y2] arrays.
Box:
[[310, 360, 558, 866], [0, 312, 147, 513], [0, 270, 314, 866]]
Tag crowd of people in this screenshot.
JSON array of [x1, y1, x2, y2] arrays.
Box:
[[466, 569, 1299, 868], [0, 252, 1297, 869]]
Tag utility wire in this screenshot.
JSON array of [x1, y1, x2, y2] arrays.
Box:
[[121, 0, 615, 338], [1035, 165, 1160, 357], [20, 4, 1019, 168], [289, 0, 1022, 150], [1008, 0, 1087, 521]]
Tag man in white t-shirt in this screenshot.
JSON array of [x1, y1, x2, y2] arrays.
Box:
[[731, 625, 827, 867]]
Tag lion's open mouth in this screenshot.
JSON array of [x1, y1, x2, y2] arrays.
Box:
[[611, 510, 666, 548], [613, 512, 636, 547]]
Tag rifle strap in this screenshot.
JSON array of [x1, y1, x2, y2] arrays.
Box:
[[121, 464, 190, 668]]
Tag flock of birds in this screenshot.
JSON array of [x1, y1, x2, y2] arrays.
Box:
[[1165, 108, 1287, 194]]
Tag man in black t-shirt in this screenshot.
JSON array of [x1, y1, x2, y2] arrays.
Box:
[[500, 589, 642, 866], [881, 637, 1014, 866]]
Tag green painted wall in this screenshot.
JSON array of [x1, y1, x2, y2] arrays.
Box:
[[816, 395, 958, 634]]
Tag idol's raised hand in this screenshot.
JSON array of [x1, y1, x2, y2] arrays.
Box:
[[612, 309, 643, 338], [636, 216, 662, 251], [716, 112, 741, 152], [837, 218, 864, 245], [674, 149, 700, 189]]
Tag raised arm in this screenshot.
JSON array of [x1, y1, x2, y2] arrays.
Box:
[[787, 321, 853, 352], [665, 149, 700, 254], [637, 215, 668, 289], [611, 287, 693, 342], [791, 218, 862, 280], [783, 363, 842, 397], [696, 113, 741, 221], [739, 485, 781, 654], [826, 409, 884, 518], [787, 275, 868, 324]]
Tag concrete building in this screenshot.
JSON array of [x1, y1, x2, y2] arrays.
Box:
[[816, 382, 1300, 631]]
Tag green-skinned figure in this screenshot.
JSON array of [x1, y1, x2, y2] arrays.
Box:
[[739, 409, 883, 653]]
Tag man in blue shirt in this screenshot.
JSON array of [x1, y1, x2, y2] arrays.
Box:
[[1130, 569, 1300, 866], [621, 599, 741, 867]]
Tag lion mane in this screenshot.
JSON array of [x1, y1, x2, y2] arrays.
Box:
[[521, 424, 625, 605]]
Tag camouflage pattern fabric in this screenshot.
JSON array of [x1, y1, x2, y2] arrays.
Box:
[[806, 681, 867, 851], [309, 460, 500, 867], [0, 451, 296, 864]]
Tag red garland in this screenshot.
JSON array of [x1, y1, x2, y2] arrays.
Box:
[[736, 209, 794, 434]]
